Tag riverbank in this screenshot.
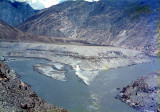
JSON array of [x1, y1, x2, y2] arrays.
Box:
[[1, 42, 153, 85], [0, 61, 68, 112], [116, 72, 160, 112]]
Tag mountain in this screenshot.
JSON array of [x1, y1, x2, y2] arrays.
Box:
[[0, 0, 39, 26], [0, 20, 53, 42], [18, 0, 158, 55], [0, 20, 91, 45]]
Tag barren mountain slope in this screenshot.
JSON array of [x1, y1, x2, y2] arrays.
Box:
[[18, 0, 158, 55]]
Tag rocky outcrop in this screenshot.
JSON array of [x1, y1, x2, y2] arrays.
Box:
[[0, 0, 39, 26], [0, 61, 69, 112], [116, 72, 160, 112], [17, 0, 158, 55]]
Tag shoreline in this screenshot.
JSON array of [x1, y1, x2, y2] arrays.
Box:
[[116, 72, 160, 112], [3, 54, 155, 86], [1, 41, 154, 85], [5, 55, 155, 86], [0, 61, 69, 112]]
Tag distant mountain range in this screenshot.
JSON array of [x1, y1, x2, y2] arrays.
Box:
[[0, 20, 91, 45], [0, 0, 39, 26], [0, 20, 52, 43], [17, 0, 158, 55]]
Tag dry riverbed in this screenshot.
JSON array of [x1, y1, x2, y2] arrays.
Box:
[[1, 42, 153, 85], [33, 63, 67, 81]]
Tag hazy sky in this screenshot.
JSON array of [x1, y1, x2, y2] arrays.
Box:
[[10, 0, 99, 10]]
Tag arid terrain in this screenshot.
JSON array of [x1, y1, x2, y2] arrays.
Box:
[[1, 41, 152, 85], [0, 0, 159, 111]]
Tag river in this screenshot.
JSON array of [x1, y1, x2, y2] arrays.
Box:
[[5, 57, 160, 112]]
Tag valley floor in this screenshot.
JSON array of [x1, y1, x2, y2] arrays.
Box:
[[0, 41, 153, 85]]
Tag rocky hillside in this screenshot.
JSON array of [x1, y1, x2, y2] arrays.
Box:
[[116, 72, 160, 112], [0, 20, 93, 45], [0, 20, 53, 43], [0, 61, 68, 112], [0, 0, 39, 26], [18, 0, 158, 55]]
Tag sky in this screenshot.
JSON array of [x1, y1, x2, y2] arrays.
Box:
[[9, 0, 99, 10]]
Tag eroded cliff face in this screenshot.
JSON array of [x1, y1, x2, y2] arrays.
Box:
[[0, 61, 69, 112], [17, 0, 158, 55], [0, 0, 39, 26]]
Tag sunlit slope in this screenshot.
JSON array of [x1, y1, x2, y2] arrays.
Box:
[[18, 0, 158, 55]]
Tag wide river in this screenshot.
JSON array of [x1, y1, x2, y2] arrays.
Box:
[[5, 57, 160, 112]]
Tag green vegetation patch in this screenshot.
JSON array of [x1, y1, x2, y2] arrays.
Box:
[[135, 4, 152, 14], [126, 3, 153, 20]]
